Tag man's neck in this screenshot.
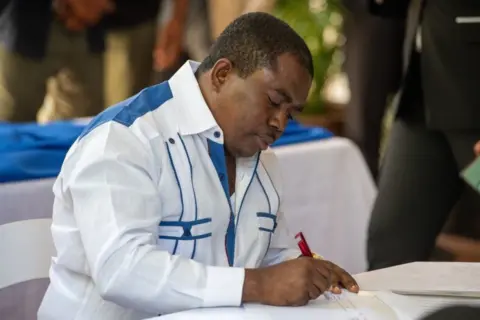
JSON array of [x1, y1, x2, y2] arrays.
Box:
[[196, 71, 214, 112], [225, 150, 236, 196]]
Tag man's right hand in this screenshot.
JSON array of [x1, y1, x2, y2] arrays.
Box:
[[242, 258, 336, 306]]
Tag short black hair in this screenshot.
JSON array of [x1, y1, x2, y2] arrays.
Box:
[[197, 12, 314, 78]]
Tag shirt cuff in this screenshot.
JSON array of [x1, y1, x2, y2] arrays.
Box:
[[203, 266, 245, 308], [285, 249, 303, 261]]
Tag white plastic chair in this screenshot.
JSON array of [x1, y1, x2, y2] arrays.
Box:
[[0, 179, 56, 320]]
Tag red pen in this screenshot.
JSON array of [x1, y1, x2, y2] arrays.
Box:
[[295, 232, 313, 257], [296, 231, 338, 299]]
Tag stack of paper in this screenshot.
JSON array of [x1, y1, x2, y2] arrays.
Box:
[[354, 262, 480, 318], [375, 291, 480, 319], [354, 262, 480, 297]]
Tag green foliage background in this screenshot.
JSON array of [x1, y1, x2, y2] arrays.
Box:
[[273, 0, 345, 114]]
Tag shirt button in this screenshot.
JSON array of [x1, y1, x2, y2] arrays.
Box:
[[219, 173, 225, 181], [168, 138, 175, 144], [214, 131, 221, 138]]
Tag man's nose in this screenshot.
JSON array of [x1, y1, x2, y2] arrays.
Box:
[[269, 109, 288, 133]]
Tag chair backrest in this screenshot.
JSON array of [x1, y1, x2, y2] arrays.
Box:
[[0, 218, 55, 320], [0, 178, 56, 320]]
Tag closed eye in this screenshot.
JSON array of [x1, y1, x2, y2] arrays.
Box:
[[268, 96, 281, 107], [268, 95, 295, 120]]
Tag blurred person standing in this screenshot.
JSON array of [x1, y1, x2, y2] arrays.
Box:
[[104, 0, 189, 106], [342, 0, 404, 180], [154, 0, 273, 81], [208, 0, 276, 40], [367, 0, 480, 270], [153, 0, 209, 82], [181, 0, 211, 63], [0, 0, 113, 122]]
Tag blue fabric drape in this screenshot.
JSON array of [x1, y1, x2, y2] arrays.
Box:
[[0, 119, 333, 183]]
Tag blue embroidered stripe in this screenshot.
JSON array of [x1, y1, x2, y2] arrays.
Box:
[[159, 218, 212, 227], [159, 233, 212, 241], [256, 212, 276, 220], [178, 134, 199, 259], [79, 81, 173, 140]]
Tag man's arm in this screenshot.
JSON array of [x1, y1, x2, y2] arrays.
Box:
[[154, 0, 189, 70], [66, 123, 244, 315], [172, 0, 189, 22]]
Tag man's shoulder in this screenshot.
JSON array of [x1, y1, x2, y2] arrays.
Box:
[[259, 149, 282, 192], [78, 82, 175, 141], [63, 82, 179, 172]]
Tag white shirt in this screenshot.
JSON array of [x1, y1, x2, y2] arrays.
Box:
[[38, 61, 301, 320]]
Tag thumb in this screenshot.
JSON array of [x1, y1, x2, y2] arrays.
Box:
[[474, 141, 480, 157]]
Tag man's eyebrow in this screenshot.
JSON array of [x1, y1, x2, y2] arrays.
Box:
[[274, 88, 304, 110], [274, 88, 292, 103]]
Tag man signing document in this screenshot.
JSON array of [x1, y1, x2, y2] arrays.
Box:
[[38, 12, 358, 320]]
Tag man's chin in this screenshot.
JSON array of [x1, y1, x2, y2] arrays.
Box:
[[233, 147, 260, 158], [225, 143, 261, 158]]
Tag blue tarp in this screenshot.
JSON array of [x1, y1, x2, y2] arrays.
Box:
[[271, 120, 333, 147], [0, 119, 333, 183]]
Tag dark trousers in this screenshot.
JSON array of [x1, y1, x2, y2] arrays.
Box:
[[367, 57, 480, 270], [343, 9, 404, 180]]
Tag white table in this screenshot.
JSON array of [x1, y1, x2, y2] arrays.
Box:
[[0, 137, 376, 319], [145, 292, 480, 320], [147, 262, 480, 320]]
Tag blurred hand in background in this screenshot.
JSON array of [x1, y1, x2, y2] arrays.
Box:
[[54, 0, 115, 31], [153, 0, 189, 71]]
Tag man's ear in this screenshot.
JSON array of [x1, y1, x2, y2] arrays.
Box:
[[210, 58, 234, 92]]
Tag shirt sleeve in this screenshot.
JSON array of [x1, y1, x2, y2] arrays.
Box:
[[258, 150, 301, 267], [261, 209, 302, 266], [64, 123, 244, 315]]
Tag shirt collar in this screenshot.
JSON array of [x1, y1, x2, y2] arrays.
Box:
[[167, 61, 260, 162], [168, 60, 220, 136]]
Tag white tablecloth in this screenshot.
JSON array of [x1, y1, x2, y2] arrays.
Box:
[[0, 137, 376, 319], [148, 262, 480, 320], [274, 138, 376, 274]]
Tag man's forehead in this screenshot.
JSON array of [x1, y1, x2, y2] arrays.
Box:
[[257, 57, 311, 101]]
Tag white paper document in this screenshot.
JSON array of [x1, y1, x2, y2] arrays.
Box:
[[354, 262, 480, 297], [243, 291, 408, 320], [151, 290, 480, 320], [375, 291, 480, 319], [157, 291, 406, 320]]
